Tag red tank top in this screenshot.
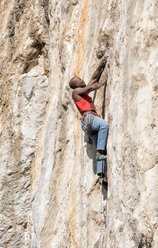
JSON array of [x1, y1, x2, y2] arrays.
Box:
[[73, 94, 97, 115]]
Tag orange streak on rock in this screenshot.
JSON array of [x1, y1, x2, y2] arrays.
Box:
[[73, 0, 90, 76], [69, 0, 90, 242]]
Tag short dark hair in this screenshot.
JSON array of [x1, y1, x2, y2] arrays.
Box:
[[69, 77, 80, 89]]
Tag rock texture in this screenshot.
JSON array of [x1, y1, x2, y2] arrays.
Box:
[[0, 0, 158, 248]]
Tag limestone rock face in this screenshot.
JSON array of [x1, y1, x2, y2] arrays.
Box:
[[0, 0, 158, 248]]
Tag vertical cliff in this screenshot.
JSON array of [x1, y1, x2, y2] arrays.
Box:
[[0, 0, 158, 247]]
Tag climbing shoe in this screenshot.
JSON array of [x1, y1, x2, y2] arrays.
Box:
[[97, 172, 105, 178], [96, 154, 107, 161], [98, 177, 108, 189]]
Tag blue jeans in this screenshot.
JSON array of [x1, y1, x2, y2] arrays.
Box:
[[82, 115, 109, 152]]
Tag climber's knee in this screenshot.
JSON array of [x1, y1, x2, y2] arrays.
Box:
[[100, 120, 109, 130], [106, 123, 109, 131]]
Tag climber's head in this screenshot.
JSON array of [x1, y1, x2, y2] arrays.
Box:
[[69, 77, 86, 89]]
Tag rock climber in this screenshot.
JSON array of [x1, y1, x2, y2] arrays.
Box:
[[69, 56, 109, 161]]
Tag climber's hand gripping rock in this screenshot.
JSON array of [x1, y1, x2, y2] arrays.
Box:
[[88, 55, 108, 86]]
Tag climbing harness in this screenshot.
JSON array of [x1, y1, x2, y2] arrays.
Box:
[[82, 113, 93, 134], [82, 111, 98, 144], [81, 110, 98, 121], [81, 111, 98, 134]]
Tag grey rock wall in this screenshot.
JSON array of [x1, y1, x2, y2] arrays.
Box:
[[0, 0, 157, 248]]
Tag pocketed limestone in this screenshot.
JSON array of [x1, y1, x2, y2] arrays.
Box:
[[0, 0, 157, 248]]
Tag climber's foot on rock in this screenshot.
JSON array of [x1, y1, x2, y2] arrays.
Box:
[[96, 154, 107, 161], [98, 177, 108, 188], [97, 172, 105, 178], [102, 179, 108, 189]]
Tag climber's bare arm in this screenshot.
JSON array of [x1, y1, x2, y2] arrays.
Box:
[[72, 80, 107, 101], [88, 56, 108, 86]]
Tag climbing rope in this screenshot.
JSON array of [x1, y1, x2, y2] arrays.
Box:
[[100, 160, 104, 248], [100, 159, 109, 248]]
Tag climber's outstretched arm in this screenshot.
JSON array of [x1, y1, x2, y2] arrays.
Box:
[[72, 80, 107, 101], [88, 56, 108, 86]]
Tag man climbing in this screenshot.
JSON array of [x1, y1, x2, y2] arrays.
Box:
[[69, 56, 109, 162]]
